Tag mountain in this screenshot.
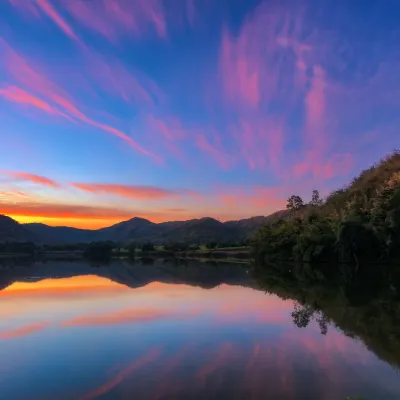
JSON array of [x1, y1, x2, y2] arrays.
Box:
[[23, 223, 96, 243], [0, 211, 288, 245], [0, 215, 39, 242]]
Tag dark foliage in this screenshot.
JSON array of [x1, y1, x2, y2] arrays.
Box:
[[253, 151, 400, 264], [253, 260, 400, 369], [141, 242, 155, 252], [83, 242, 114, 261], [0, 241, 37, 255], [127, 243, 136, 259]]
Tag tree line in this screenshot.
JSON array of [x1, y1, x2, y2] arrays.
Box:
[[253, 151, 400, 265]]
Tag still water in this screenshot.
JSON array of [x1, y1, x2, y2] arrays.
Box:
[[0, 259, 399, 400]]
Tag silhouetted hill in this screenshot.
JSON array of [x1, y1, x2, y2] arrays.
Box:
[[0, 215, 38, 242], [0, 211, 288, 245], [24, 223, 95, 243]]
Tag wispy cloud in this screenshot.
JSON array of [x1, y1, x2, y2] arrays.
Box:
[[62, 0, 168, 43], [83, 50, 165, 108], [0, 86, 70, 119], [2, 171, 60, 188], [71, 183, 178, 200], [0, 191, 30, 199], [0, 39, 159, 162], [196, 134, 230, 169], [217, 186, 286, 212], [36, 0, 79, 42]]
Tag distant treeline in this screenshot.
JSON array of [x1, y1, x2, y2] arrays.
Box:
[[253, 151, 400, 265], [0, 239, 250, 263], [0, 242, 37, 255]]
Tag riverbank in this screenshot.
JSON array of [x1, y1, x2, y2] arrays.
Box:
[[0, 247, 252, 265]]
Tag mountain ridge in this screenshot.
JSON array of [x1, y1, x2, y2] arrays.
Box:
[[0, 210, 288, 244]]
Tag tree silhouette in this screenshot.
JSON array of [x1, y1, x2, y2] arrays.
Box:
[[286, 195, 304, 213], [311, 189, 323, 206]]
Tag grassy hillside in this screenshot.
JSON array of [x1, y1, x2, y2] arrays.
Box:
[[253, 151, 400, 264]]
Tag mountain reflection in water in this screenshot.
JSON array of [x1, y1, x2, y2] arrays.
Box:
[[0, 259, 399, 400]]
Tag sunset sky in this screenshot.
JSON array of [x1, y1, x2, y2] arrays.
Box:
[[1, 0, 399, 228]]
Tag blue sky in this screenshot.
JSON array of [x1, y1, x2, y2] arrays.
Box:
[[0, 0, 399, 227]]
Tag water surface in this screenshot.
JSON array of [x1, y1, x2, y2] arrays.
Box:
[[0, 259, 399, 399]]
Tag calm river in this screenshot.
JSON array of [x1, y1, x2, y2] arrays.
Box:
[[0, 259, 399, 399]]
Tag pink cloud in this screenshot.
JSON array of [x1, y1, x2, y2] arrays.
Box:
[[7, 0, 41, 18], [218, 186, 286, 213], [220, 28, 260, 107], [0, 86, 69, 120], [321, 153, 354, 179], [2, 171, 60, 188], [293, 65, 328, 179], [146, 115, 185, 141], [71, 183, 178, 200], [83, 50, 165, 108], [215, 2, 311, 174], [196, 134, 230, 169], [36, 0, 79, 42], [62, 0, 168, 43], [218, 2, 307, 109], [0, 39, 159, 162]]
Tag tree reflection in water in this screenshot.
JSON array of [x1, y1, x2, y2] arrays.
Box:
[[255, 261, 400, 368]]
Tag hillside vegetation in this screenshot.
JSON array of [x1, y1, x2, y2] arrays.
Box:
[[253, 151, 400, 264]]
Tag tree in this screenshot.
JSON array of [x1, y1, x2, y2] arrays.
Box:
[[205, 242, 217, 250], [286, 195, 304, 213], [141, 242, 155, 252], [83, 242, 113, 261], [127, 243, 136, 259], [311, 190, 323, 206]]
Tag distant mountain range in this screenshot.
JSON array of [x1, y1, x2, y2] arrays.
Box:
[[0, 211, 287, 245]]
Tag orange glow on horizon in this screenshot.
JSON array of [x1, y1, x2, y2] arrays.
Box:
[[9, 213, 197, 229], [10, 215, 122, 229]]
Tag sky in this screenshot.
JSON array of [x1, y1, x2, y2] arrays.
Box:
[[0, 0, 399, 228]]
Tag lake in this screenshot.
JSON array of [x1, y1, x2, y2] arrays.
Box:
[[0, 259, 399, 399]]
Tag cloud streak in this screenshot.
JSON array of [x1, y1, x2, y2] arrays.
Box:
[[2, 171, 60, 188], [0, 39, 159, 162], [0, 321, 49, 340], [71, 183, 178, 200], [61, 0, 183, 44], [36, 0, 79, 42]]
